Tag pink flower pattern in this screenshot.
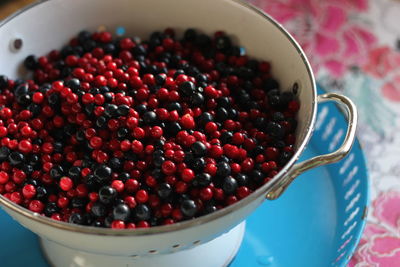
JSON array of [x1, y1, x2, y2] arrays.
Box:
[[249, 0, 376, 77], [362, 46, 400, 102], [349, 191, 400, 266]]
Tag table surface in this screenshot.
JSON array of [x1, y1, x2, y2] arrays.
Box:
[[1, 0, 400, 266]]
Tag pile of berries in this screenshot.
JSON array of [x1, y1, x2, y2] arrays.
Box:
[[0, 28, 299, 229]]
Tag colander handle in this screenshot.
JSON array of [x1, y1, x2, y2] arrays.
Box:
[[266, 93, 358, 200]]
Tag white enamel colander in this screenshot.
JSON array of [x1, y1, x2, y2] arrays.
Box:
[[0, 0, 357, 266]]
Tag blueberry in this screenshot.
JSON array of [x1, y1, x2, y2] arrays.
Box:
[[184, 28, 197, 42], [109, 157, 123, 171], [269, 94, 281, 107], [250, 145, 264, 157], [103, 43, 116, 54], [266, 122, 285, 139], [44, 202, 59, 217], [216, 107, 228, 121], [71, 197, 87, 209], [192, 157, 206, 172], [24, 55, 38, 70], [204, 204, 217, 215], [238, 67, 254, 80], [278, 151, 293, 166], [48, 93, 61, 107], [153, 149, 164, 158], [104, 104, 118, 117], [195, 34, 211, 48], [63, 124, 77, 137], [194, 173, 211, 187], [53, 142, 63, 153], [83, 40, 97, 52], [220, 131, 233, 144], [227, 108, 238, 120], [90, 87, 101, 95], [217, 97, 230, 108], [8, 151, 24, 166], [236, 173, 249, 186], [117, 105, 130, 116], [95, 116, 107, 129], [179, 81, 196, 96], [65, 78, 80, 90], [135, 204, 151, 221], [28, 103, 42, 118], [112, 204, 131, 221], [78, 30, 92, 44], [151, 168, 163, 180], [117, 127, 129, 140], [0, 146, 10, 162], [272, 112, 285, 122], [198, 112, 214, 126], [165, 121, 182, 136], [143, 111, 157, 125], [149, 217, 159, 227], [166, 102, 182, 113], [181, 199, 197, 217], [124, 151, 138, 161], [155, 73, 166, 85], [250, 170, 264, 183], [223, 176, 238, 195], [217, 162, 231, 177], [14, 83, 29, 97], [118, 172, 130, 182], [36, 186, 48, 200], [60, 67, 73, 78], [220, 155, 230, 163], [254, 117, 266, 130], [191, 141, 207, 157], [22, 165, 34, 175], [99, 186, 117, 205], [83, 213, 94, 226], [92, 220, 104, 227], [0, 75, 8, 90], [153, 156, 165, 168], [215, 36, 232, 51], [17, 94, 31, 106], [263, 78, 280, 91], [39, 83, 51, 93], [190, 92, 205, 106], [69, 213, 84, 225], [133, 45, 147, 56], [94, 165, 112, 182], [157, 183, 172, 199], [32, 138, 43, 146], [104, 216, 113, 228]]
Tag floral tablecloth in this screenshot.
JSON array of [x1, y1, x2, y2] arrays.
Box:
[[249, 0, 400, 265], [0, 0, 399, 265]]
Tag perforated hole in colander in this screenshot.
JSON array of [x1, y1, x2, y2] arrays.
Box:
[[115, 26, 126, 36], [97, 25, 106, 32], [10, 38, 23, 52]]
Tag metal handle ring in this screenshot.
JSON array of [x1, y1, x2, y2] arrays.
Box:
[[266, 93, 358, 200]]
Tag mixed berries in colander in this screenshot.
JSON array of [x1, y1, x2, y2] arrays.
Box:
[[0, 28, 299, 229]]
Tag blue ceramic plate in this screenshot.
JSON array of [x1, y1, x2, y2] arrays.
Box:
[[0, 87, 368, 267]]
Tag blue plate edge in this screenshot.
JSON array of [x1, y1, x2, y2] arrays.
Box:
[[316, 84, 370, 266]]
